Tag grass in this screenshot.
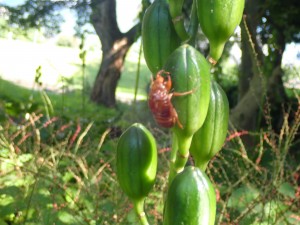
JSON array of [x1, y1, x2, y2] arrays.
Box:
[[0, 37, 152, 130], [0, 95, 299, 224], [0, 38, 299, 225], [0, 38, 150, 101], [0, 37, 155, 224]]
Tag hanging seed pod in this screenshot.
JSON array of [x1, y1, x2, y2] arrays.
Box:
[[164, 44, 211, 136], [190, 80, 229, 171], [116, 123, 157, 201], [142, 0, 181, 74], [163, 44, 211, 179], [163, 166, 216, 225], [196, 0, 245, 64]]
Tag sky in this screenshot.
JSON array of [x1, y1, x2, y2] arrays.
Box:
[[0, 0, 141, 33]]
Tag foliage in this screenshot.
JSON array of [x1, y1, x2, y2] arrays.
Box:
[[209, 97, 300, 224], [0, 114, 120, 224], [0, 36, 299, 224], [0, 0, 90, 37], [0, 87, 299, 224], [0, 0, 299, 223], [258, 0, 300, 44]]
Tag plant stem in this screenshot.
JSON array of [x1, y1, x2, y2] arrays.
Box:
[[168, 134, 193, 183], [195, 161, 209, 172], [169, 0, 190, 41], [187, 0, 199, 46], [133, 198, 149, 225], [169, 132, 178, 164]]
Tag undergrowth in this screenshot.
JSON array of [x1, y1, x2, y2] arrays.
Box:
[[209, 97, 300, 224], [0, 37, 299, 224], [0, 90, 299, 224]]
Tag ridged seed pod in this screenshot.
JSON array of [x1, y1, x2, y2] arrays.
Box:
[[163, 166, 216, 225], [142, 0, 181, 73], [116, 123, 157, 201], [196, 0, 245, 64], [190, 80, 229, 171]]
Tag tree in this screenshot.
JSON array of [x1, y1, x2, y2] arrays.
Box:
[[89, 0, 145, 107], [1, 0, 299, 130], [230, 0, 300, 130], [1, 0, 149, 107]]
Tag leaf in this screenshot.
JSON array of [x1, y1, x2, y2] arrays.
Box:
[[264, 200, 288, 217], [278, 182, 295, 198], [126, 208, 139, 225], [30, 193, 52, 206], [0, 186, 22, 197], [0, 201, 26, 218], [227, 185, 260, 212], [0, 219, 7, 225], [286, 212, 300, 225], [0, 149, 10, 158], [18, 153, 33, 163], [58, 211, 78, 224]]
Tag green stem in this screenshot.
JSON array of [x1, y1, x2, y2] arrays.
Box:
[[81, 52, 86, 115], [187, 0, 199, 46], [168, 134, 193, 183], [168, 132, 178, 184], [170, 132, 178, 163], [133, 198, 149, 225], [169, 0, 190, 41], [195, 160, 209, 172], [208, 41, 225, 65]]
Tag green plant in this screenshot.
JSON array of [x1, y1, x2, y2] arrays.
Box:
[[0, 117, 119, 225], [163, 166, 216, 225], [1, 0, 299, 224], [116, 0, 244, 224], [210, 97, 300, 224], [116, 123, 157, 225], [142, 0, 181, 74], [190, 80, 229, 171], [163, 44, 211, 182], [196, 0, 245, 64]]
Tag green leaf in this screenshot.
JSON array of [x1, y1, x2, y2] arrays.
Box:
[[278, 182, 295, 198], [0, 186, 22, 197], [126, 208, 139, 225], [0, 219, 8, 225], [0, 201, 26, 218], [30, 193, 52, 206], [264, 200, 288, 217], [0, 148, 10, 158], [58, 211, 78, 224], [227, 185, 260, 212], [18, 153, 33, 163]]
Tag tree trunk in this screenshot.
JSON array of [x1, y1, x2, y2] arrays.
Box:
[[238, 0, 264, 101], [230, 66, 282, 130], [230, 0, 287, 131], [90, 38, 133, 107], [90, 0, 138, 107]]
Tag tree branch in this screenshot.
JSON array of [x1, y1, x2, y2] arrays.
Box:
[[90, 0, 122, 51]]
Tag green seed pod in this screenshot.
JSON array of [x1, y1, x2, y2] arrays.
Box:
[[142, 0, 181, 74], [163, 44, 211, 179], [116, 123, 157, 201], [164, 44, 211, 138], [196, 0, 245, 64], [163, 166, 216, 225], [190, 80, 229, 171]]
